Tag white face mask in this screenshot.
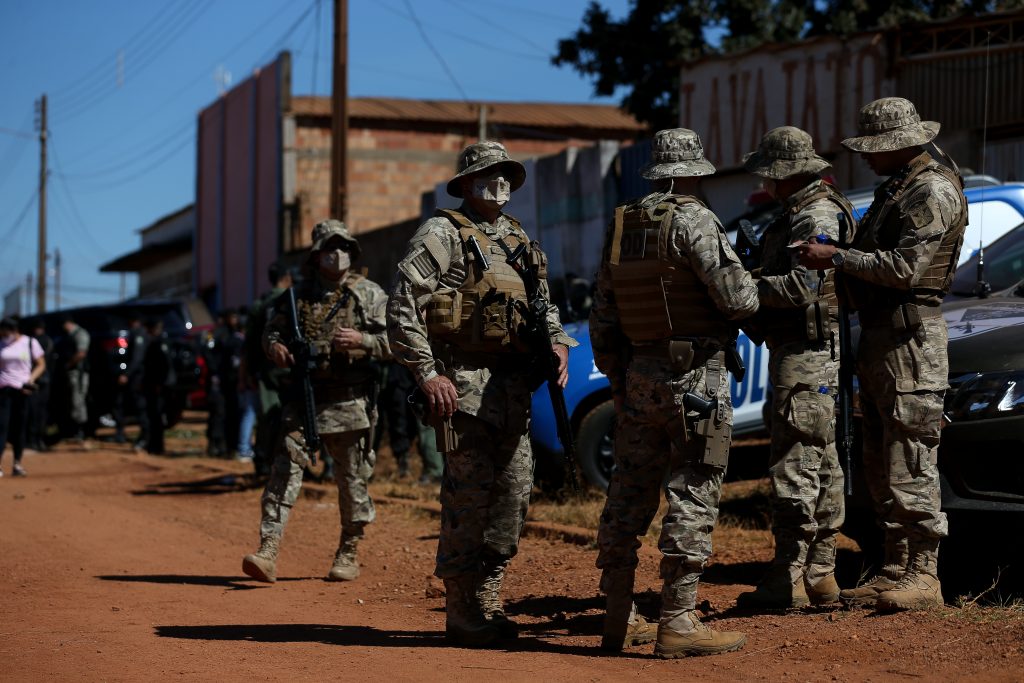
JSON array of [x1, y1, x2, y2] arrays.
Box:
[[470, 172, 511, 207], [318, 248, 351, 279]]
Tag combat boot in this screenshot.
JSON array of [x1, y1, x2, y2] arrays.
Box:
[[736, 564, 809, 609], [477, 556, 518, 638], [875, 546, 943, 612], [600, 568, 657, 652], [444, 577, 500, 647], [654, 611, 746, 658], [805, 573, 841, 605], [840, 538, 908, 607], [327, 533, 361, 582], [242, 536, 280, 583]]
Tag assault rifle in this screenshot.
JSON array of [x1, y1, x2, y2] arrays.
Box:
[[833, 213, 855, 495], [284, 287, 325, 467], [507, 243, 581, 494]]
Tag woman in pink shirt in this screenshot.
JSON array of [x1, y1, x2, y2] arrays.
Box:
[[0, 318, 46, 477]]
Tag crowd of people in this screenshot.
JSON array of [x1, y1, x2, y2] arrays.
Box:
[[0, 95, 966, 660]]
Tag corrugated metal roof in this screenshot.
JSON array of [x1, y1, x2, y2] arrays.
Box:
[[291, 96, 647, 132]]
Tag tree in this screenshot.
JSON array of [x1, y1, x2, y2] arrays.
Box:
[[554, 0, 1024, 130]]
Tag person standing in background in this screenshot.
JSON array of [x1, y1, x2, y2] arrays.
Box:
[[0, 318, 46, 477], [25, 320, 53, 452]]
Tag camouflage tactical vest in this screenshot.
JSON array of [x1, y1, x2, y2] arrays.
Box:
[[757, 182, 856, 348], [296, 274, 371, 383], [425, 208, 536, 354], [607, 195, 735, 343], [843, 153, 967, 311]]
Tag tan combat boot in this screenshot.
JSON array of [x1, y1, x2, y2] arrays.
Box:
[[242, 536, 280, 583], [805, 573, 841, 605], [654, 611, 747, 658], [875, 547, 943, 612], [478, 557, 518, 638], [840, 538, 909, 607], [600, 569, 657, 652], [327, 534, 361, 582], [736, 565, 809, 609], [444, 577, 500, 647]]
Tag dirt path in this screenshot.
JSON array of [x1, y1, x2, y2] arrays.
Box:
[[1, 443, 1022, 682]]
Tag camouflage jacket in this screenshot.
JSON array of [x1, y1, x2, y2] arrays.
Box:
[[590, 192, 760, 397], [758, 179, 843, 309], [387, 202, 576, 386], [263, 270, 388, 434], [838, 153, 966, 298]]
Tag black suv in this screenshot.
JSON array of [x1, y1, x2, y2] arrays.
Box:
[[23, 298, 213, 438]]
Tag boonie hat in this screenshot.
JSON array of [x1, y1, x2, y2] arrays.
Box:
[[842, 97, 940, 153], [310, 219, 361, 259], [743, 126, 831, 179], [446, 141, 527, 198], [640, 128, 716, 180]]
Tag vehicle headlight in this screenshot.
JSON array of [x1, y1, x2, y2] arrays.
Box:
[[948, 371, 1024, 421]]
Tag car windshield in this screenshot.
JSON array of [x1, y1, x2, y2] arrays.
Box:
[[951, 221, 1024, 296]]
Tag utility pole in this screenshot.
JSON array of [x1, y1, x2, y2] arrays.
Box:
[[330, 0, 348, 222], [54, 248, 61, 310], [24, 272, 32, 315], [478, 104, 488, 141], [35, 95, 47, 313]]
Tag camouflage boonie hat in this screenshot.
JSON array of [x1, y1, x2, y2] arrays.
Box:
[[446, 141, 527, 198], [743, 126, 831, 179], [842, 97, 940, 153], [310, 219, 360, 259], [640, 128, 716, 180]]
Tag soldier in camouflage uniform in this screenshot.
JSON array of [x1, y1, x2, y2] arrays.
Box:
[[242, 220, 389, 584], [591, 129, 758, 658], [736, 127, 852, 609], [798, 98, 967, 611], [387, 141, 576, 647]]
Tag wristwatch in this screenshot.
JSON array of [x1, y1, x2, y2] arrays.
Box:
[[831, 250, 846, 267]]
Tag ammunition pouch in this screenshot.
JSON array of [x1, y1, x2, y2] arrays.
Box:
[[858, 302, 941, 335], [426, 291, 463, 335]]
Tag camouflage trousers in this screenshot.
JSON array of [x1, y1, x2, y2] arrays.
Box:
[[767, 342, 844, 583], [68, 369, 89, 427], [857, 318, 948, 549], [596, 356, 732, 614], [434, 412, 534, 579], [260, 428, 376, 541]]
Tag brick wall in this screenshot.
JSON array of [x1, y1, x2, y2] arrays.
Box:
[[291, 117, 616, 246]]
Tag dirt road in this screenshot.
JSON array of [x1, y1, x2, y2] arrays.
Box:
[[2, 443, 1022, 682]]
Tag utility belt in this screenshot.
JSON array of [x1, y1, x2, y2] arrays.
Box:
[[857, 302, 942, 334], [631, 338, 746, 381], [313, 383, 368, 403], [432, 343, 531, 374]]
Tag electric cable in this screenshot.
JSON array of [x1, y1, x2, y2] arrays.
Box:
[[400, 0, 471, 102]]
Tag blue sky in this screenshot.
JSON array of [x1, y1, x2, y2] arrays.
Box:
[[0, 0, 630, 312]]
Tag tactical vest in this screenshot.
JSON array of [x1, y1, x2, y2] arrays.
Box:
[[607, 195, 735, 343], [843, 153, 967, 311], [757, 182, 855, 348], [296, 275, 372, 384], [424, 208, 536, 354]]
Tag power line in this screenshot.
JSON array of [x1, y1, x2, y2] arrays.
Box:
[[48, 135, 114, 262], [257, 0, 319, 66], [399, 0, 470, 102], [63, 0, 297, 168], [375, 0, 548, 63], [53, 0, 216, 124], [311, 0, 324, 94], [0, 189, 39, 247], [57, 134, 195, 194], [439, 0, 553, 54], [59, 120, 194, 177], [0, 126, 34, 140]]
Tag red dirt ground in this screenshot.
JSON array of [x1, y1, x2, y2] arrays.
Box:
[[1, 437, 1022, 682]]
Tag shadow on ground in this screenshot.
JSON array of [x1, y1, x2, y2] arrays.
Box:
[[131, 474, 265, 496], [95, 574, 305, 591], [154, 623, 611, 657]]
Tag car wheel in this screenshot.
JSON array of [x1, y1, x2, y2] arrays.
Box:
[[577, 400, 616, 491]]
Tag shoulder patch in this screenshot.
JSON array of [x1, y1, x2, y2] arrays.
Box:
[[423, 233, 450, 275]]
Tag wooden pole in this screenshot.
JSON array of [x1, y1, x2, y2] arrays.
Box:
[[330, 0, 348, 222], [37, 95, 47, 313]]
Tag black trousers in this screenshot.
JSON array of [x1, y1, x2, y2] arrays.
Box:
[[0, 387, 28, 465], [25, 381, 49, 447], [145, 388, 165, 455]]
